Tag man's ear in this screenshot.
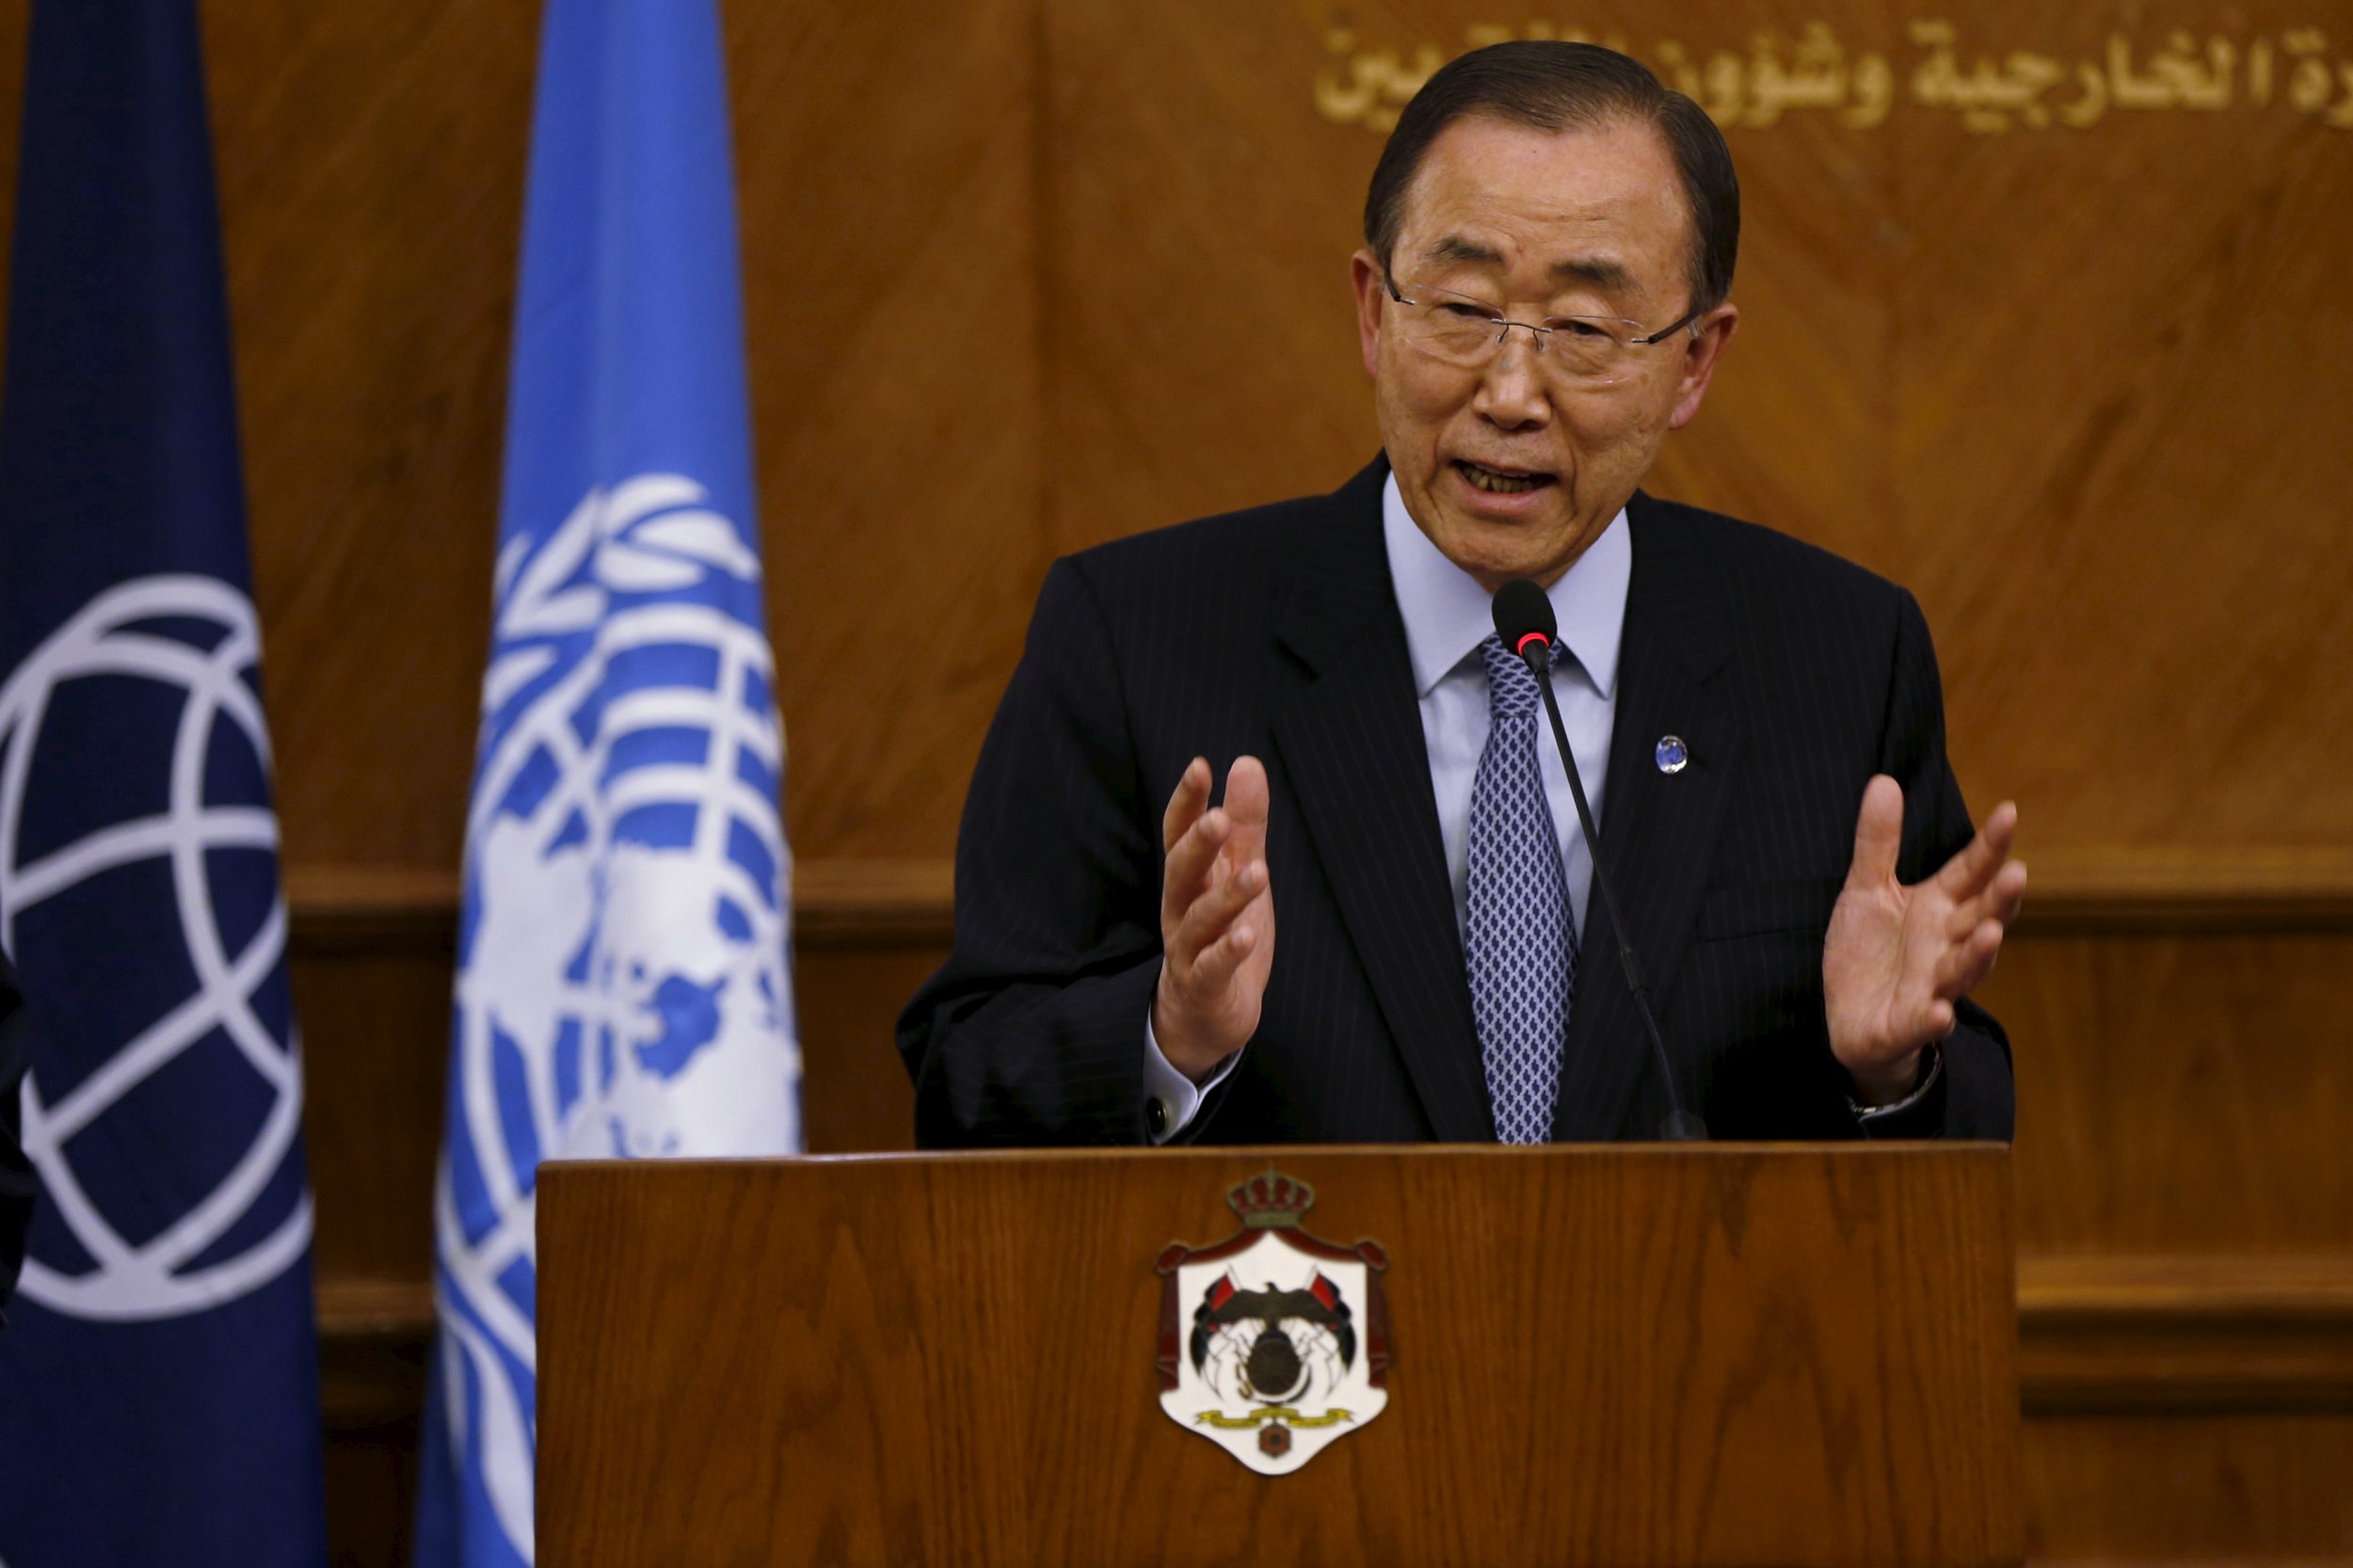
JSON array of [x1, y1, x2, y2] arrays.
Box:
[[1667, 303, 1738, 430], [1349, 248, 1386, 380]]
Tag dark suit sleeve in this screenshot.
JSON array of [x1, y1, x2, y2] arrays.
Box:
[[1856, 590, 2016, 1140], [896, 558, 1167, 1147], [1, 952, 37, 1315]]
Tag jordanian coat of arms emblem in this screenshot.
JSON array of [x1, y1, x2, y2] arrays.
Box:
[[1156, 1170, 1390, 1474]]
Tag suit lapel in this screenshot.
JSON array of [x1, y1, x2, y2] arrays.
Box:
[[1270, 462, 1494, 1143], [1549, 493, 1744, 1141]]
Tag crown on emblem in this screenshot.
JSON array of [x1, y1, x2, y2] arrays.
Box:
[[1226, 1169, 1316, 1229]]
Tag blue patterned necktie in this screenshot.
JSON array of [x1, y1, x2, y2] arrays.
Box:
[[1465, 633, 1578, 1144]]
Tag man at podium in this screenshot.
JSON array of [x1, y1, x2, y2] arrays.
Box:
[[899, 41, 2022, 1150]]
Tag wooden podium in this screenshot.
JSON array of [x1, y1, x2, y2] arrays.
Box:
[[538, 1144, 2019, 1567]]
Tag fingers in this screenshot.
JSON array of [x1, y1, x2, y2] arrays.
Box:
[[1222, 755, 1271, 852], [1844, 775, 1904, 891], [1945, 857, 2028, 943], [1172, 855, 1266, 965], [1161, 757, 1210, 855], [1161, 758, 1217, 922], [1156, 755, 1276, 1073], [1161, 756, 1273, 956], [1933, 800, 2019, 902], [1184, 913, 1262, 994], [1931, 916, 2006, 1000]]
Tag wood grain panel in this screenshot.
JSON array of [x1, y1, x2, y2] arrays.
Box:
[[312, 1249, 2353, 1566], [2021, 1414, 2353, 1563], [2019, 1255, 2353, 1414], [729, 0, 1048, 860], [320, 1253, 2353, 1413], [291, 937, 452, 1285], [1975, 933, 2353, 1256], [538, 1146, 2020, 1568], [201, 0, 533, 866], [1039, 0, 1382, 551], [1886, 2, 2353, 856]]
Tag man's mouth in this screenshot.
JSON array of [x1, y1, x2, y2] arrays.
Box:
[[1454, 459, 1556, 495]]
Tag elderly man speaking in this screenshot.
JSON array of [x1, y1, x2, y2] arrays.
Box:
[[899, 40, 2024, 1149]]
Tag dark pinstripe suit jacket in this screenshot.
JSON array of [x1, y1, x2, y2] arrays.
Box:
[[898, 458, 2015, 1147]]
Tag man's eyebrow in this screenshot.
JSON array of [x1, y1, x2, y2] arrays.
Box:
[[1551, 255, 1636, 291], [1416, 238, 1638, 293], [1421, 235, 1502, 265]]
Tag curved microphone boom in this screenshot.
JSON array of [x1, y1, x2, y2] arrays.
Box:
[[1492, 578, 1707, 1142]]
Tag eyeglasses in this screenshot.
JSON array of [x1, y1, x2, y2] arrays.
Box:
[[1384, 277, 1705, 386]]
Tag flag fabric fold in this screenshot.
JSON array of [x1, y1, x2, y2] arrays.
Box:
[[416, 2, 802, 1562], [0, 1, 328, 1562]]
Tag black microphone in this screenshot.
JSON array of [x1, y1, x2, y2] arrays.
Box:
[[1492, 578, 1707, 1142]]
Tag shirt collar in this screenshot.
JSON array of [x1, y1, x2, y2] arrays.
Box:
[[1381, 472, 1630, 700]]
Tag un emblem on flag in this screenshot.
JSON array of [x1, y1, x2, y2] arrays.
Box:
[[436, 473, 800, 1553], [0, 576, 311, 1321]]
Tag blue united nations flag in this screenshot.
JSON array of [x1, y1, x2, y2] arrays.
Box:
[[0, 1, 328, 1563], [415, 2, 803, 1563]]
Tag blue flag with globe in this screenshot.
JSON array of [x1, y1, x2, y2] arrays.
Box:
[[0, 1, 328, 1564], [413, 1, 804, 1563]]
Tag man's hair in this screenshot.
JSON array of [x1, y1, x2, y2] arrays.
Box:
[[1363, 40, 1740, 315]]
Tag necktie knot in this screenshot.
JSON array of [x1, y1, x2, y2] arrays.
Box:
[[1480, 633, 1556, 721]]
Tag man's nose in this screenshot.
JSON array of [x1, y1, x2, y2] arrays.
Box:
[[1472, 328, 1551, 429]]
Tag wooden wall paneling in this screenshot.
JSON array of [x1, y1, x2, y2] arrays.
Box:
[[731, 0, 1048, 862], [1974, 931, 2353, 1256], [1629, 4, 1908, 570], [1883, 4, 2353, 850], [2020, 1254, 2353, 1415], [793, 942, 935, 1155], [290, 930, 454, 1287], [1040, 0, 1385, 551], [323, 1415, 422, 1568], [202, 0, 536, 868], [2021, 1414, 2353, 1563]]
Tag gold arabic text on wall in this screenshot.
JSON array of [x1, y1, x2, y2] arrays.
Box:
[[1314, 19, 2353, 134]]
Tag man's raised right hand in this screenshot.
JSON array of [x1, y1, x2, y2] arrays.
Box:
[[1154, 755, 1274, 1081]]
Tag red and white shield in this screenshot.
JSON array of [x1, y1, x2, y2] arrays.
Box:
[[1155, 1171, 1389, 1475]]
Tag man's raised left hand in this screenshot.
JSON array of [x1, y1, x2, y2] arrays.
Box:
[[1823, 775, 2026, 1105]]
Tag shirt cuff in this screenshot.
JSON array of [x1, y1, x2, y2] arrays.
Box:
[[1851, 1040, 1944, 1128], [1143, 1010, 1242, 1144]]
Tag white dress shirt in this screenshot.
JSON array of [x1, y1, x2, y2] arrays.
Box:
[[1143, 473, 1631, 1141]]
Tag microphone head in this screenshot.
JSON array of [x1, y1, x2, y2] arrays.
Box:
[[1491, 578, 1556, 663]]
